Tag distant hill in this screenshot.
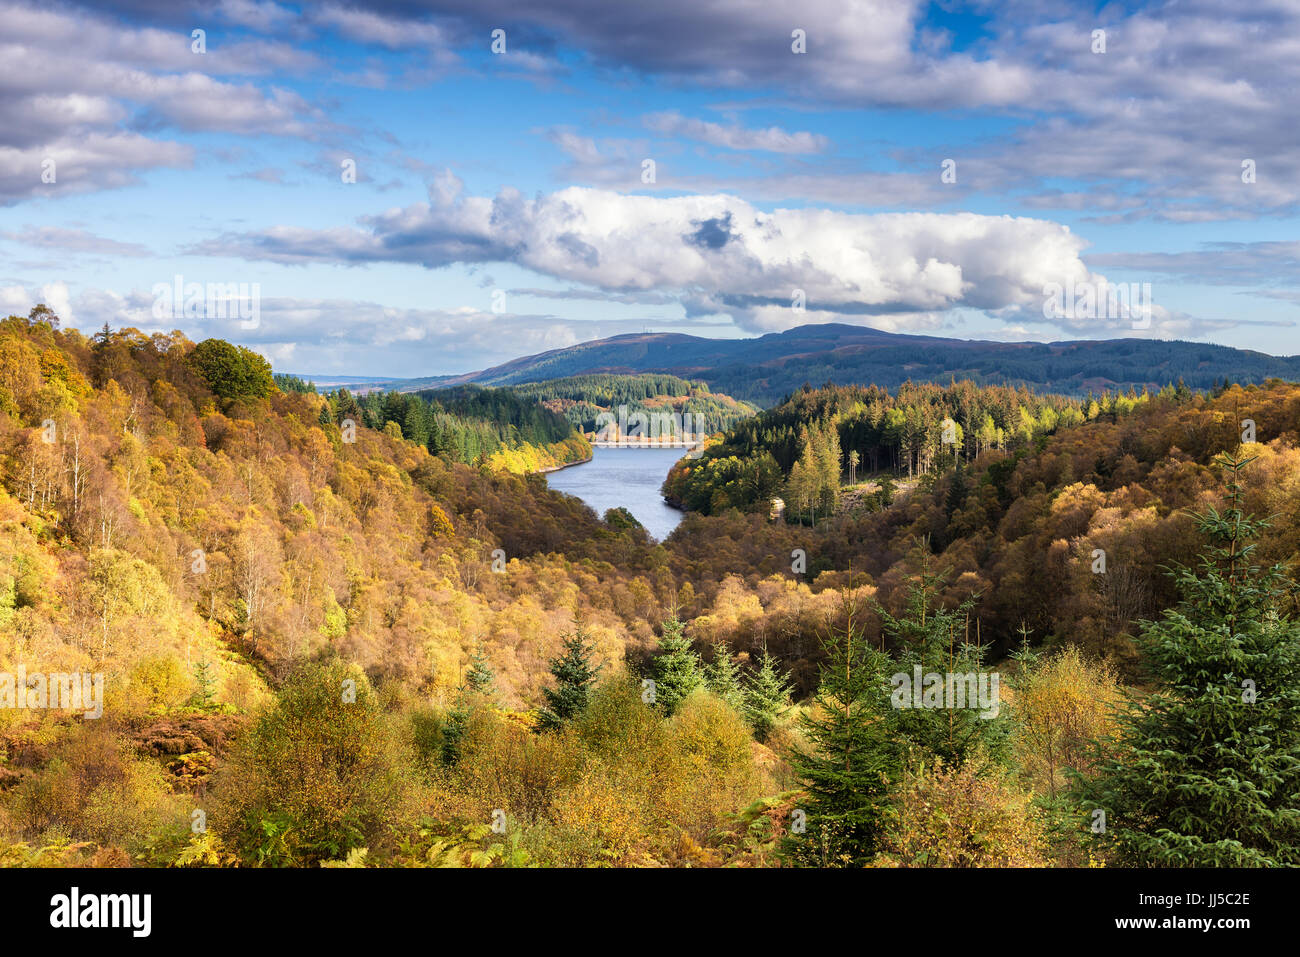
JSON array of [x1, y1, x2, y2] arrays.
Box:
[[434, 324, 1300, 404], [505, 373, 760, 436], [283, 372, 460, 394]]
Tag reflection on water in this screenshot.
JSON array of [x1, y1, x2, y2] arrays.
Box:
[[545, 446, 687, 541]]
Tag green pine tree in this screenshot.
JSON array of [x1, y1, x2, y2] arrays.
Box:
[[650, 615, 701, 715], [538, 618, 602, 731], [191, 659, 217, 710], [743, 647, 794, 742], [788, 596, 898, 866], [704, 641, 745, 713], [443, 644, 496, 765], [876, 558, 1008, 768], [1079, 453, 1300, 865], [463, 646, 496, 696]]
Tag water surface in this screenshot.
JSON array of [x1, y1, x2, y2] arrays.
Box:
[[546, 446, 687, 541]]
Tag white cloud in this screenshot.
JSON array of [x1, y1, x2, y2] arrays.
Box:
[[2, 226, 152, 257], [61, 286, 681, 374], [312, 4, 452, 50], [194, 183, 1110, 332], [0, 0, 325, 202], [643, 112, 828, 154]]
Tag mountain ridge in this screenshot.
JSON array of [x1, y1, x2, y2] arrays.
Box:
[[441, 324, 1300, 403], [286, 323, 1300, 404]]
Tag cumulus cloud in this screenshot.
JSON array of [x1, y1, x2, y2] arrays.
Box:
[[0, 0, 325, 202], [0, 131, 192, 204], [191, 183, 1110, 332], [0, 281, 74, 321]]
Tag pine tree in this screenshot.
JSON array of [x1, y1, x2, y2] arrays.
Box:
[[191, 659, 217, 710], [650, 615, 701, 715], [743, 647, 794, 742], [443, 645, 496, 765], [463, 646, 496, 695], [704, 641, 745, 713], [876, 556, 1008, 768], [538, 618, 602, 731], [788, 595, 898, 866], [788, 425, 822, 525], [815, 421, 842, 514], [1079, 454, 1300, 865], [785, 458, 814, 526]]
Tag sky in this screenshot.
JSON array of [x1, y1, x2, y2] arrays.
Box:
[[1, 0, 1298, 377]]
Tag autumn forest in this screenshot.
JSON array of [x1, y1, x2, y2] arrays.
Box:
[[1, 307, 1298, 869]]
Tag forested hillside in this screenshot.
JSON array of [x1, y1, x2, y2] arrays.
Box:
[[662, 380, 1122, 515], [345, 385, 590, 473], [508, 373, 759, 437], [451, 323, 1300, 403], [2, 307, 1299, 869]]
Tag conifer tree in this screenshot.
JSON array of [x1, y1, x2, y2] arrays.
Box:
[[876, 556, 1008, 768], [789, 595, 897, 866], [1079, 454, 1300, 865], [191, 659, 217, 710], [538, 618, 602, 731], [704, 641, 745, 713], [650, 614, 701, 715], [443, 645, 496, 765], [785, 457, 814, 526], [815, 421, 842, 514], [463, 646, 496, 695], [743, 648, 794, 742]]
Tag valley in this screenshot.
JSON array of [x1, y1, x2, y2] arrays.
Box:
[[2, 309, 1298, 870]]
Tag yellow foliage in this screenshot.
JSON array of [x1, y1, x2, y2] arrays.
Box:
[[1011, 646, 1122, 797], [878, 761, 1049, 868]]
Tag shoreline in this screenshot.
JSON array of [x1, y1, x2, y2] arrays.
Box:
[[535, 442, 700, 476], [535, 454, 593, 475]]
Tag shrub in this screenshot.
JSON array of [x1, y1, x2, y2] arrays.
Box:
[[126, 654, 193, 714], [662, 690, 760, 838], [1011, 645, 1122, 797], [8, 721, 184, 854], [877, 761, 1048, 867], [213, 660, 416, 866]]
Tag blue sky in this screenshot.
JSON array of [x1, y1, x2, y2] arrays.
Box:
[[1, 0, 1297, 376]]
